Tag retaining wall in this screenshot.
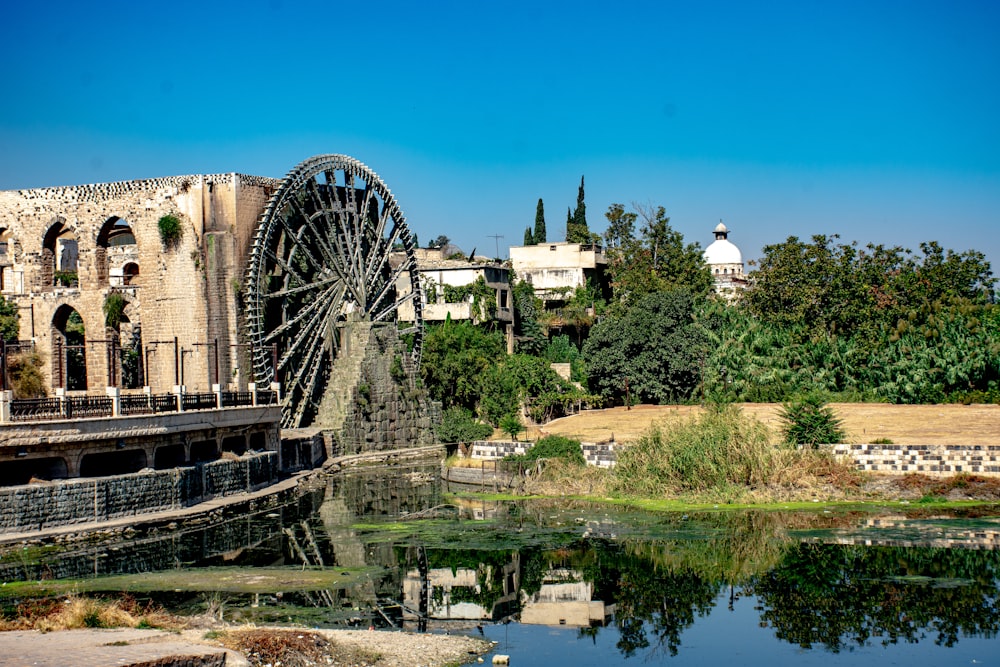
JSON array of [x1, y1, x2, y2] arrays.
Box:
[[0, 451, 278, 533], [469, 440, 528, 459], [828, 443, 1000, 476]]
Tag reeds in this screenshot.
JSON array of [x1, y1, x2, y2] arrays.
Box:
[[610, 405, 778, 498]]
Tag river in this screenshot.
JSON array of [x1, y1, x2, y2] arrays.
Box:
[[2, 460, 999, 666]]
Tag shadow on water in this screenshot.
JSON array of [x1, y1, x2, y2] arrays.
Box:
[[2, 462, 1000, 662]]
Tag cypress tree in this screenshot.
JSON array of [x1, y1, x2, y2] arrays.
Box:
[[533, 198, 546, 244], [523, 227, 534, 246], [565, 207, 573, 242], [567, 176, 590, 243]]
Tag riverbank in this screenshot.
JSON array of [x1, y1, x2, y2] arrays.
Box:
[[0, 624, 494, 667]]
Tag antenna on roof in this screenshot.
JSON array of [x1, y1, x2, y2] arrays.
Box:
[[488, 234, 504, 260], [467, 247, 477, 262]]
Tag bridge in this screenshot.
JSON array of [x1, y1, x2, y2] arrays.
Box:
[[0, 154, 438, 486]]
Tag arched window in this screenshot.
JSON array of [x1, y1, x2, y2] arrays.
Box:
[[122, 262, 139, 285], [43, 220, 78, 289], [97, 217, 137, 287], [52, 305, 86, 390]]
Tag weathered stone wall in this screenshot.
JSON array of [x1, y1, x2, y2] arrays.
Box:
[[829, 443, 1000, 476], [0, 174, 278, 394], [0, 451, 278, 533], [330, 325, 439, 455]]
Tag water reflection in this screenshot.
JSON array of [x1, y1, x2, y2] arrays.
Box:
[[2, 462, 999, 662]]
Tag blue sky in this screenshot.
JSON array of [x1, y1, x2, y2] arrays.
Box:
[[2, 0, 998, 269]]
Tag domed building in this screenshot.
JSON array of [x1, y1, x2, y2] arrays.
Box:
[[703, 221, 746, 298]]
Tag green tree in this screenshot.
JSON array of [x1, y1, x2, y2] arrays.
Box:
[[603, 203, 636, 249], [523, 227, 535, 246], [513, 279, 546, 355], [479, 353, 586, 425], [779, 394, 847, 447], [420, 320, 506, 411], [0, 297, 19, 342], [604, 203, 713, 307], [566, 176, 595, 243], [533, 198, 546, 244], [584, 290, 710, 404], [437, 406, 494, 443]]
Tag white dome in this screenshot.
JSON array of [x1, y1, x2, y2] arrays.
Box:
[[703, 239, 743, 265]]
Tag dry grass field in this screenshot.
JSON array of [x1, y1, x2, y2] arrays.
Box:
[[525, 402, 1000, 445]]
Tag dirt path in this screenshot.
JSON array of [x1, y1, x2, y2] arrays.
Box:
[[527, 403, 1000, 445]]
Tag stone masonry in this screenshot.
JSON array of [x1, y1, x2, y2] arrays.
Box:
[[0, 174, 279, 394], [325, 324, 439, 456]]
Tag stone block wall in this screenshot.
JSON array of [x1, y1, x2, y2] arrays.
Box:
[[330, 325, 439, 455], [0, 451, 278, 533], [469, 440, 528, 460], [0, 173, 278, 394], [581, 442, 619, 468], [829, 443, 1000, 475]]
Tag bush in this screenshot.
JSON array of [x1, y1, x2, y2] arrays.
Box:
[[437, 406, 493, 443], [499, 413, 523, 440], [611, 405, 776, 496], [103, 293, 127, 329], [7, 352, 46, 398], [158, 214, 183, 248], [508, 435, 585, 466], [779, 394, 847, 447]]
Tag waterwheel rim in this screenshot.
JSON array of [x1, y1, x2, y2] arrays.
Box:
[[244, 154, 423, 428]]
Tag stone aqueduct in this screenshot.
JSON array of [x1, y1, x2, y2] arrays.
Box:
[[0, 155, 432, 434]]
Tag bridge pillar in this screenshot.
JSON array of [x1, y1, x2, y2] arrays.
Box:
[[172, 385, 184, 411], [105, 386, 120, 417]]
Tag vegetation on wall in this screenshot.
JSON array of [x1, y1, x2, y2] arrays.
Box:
[[103, 293, 127, 330], [157, 214, 183, 248]]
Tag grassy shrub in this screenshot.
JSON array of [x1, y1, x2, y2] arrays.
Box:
[[610, 405, 777, 497], [7, 351, 46, 398], [779, 394, 847, 447], [103, 292, 127, 329], [158, 214, 183, 248], [509, 434, 585, 465], [437, 406, 493, 443], [1, 595, 179, 632]]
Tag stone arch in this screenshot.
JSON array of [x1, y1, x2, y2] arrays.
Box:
[[122, 262, 139, 285], [42, 219, 78, 289], [112, 304, 143, 389], [51, 304, 87, 390], [96, 217, 138, 287], [79, 449, 147, 477]]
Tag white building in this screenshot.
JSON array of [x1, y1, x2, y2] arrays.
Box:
[[394, 248, 512, 325], [703, 222, 746, 298], [508, 241, 607, 303]]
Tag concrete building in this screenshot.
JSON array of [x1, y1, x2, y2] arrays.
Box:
[[703, 222, 747, 298], [395, 248, 512, 325], [509, 241, 607, 304]]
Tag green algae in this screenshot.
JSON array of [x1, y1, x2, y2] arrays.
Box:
[[0, 565, 380, 599]]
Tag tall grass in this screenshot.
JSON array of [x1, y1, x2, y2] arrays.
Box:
[[1, 595, 180, 632], [610, 405, 781, 498]]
